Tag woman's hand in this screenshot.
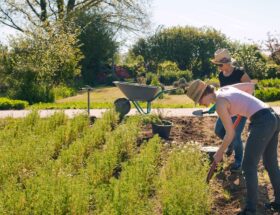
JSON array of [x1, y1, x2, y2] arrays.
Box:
[[214, 147, 224, 163]]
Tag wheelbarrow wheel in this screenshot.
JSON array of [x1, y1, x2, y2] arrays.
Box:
[[114, 98, 131, 117]]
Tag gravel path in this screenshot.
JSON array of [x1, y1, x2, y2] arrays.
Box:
[[1, 107, 280, 118]]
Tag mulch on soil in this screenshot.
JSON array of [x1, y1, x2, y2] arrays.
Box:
[[141, 116, 280, 215]]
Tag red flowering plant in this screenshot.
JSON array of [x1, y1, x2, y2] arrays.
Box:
[[115, 66, 130, 79]]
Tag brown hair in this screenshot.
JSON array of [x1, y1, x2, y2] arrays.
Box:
[[200, 85, 215, 100]]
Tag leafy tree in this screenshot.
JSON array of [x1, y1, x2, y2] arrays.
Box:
[[265, 33, 280, 65], [0, 1, 152, 86], [0, 0, 151, 33], [0, 43, 8, 92], [130, 26, 230, 78], [0, 22, 82, 103], [231, 44, 267, 79], [76, 12, 118, 85]]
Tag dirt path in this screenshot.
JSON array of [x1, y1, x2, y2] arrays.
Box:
[[142, 116, 280, 215]]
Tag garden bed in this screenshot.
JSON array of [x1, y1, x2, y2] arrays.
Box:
[[0, 112, 278, 214], [141, 116, 279, 215]]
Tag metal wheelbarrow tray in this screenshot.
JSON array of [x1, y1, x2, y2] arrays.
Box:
[[113, 81, 176, 115]]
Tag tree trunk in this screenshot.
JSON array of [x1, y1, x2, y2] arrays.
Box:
[[40, 0, 47, 21], [57, 0, 64, 20], [67, 0, 76, 14]]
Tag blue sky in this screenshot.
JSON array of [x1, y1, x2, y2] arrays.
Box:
[[151, 0, 280, 44], [1, 0, 280, 45]]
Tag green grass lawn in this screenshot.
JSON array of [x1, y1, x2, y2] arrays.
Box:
[[29, 86, 280, 109], [58, 86, 194, 106], [30, 86, 196, 109]]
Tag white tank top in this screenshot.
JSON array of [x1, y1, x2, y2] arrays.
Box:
[[216, 86, 268, 118]]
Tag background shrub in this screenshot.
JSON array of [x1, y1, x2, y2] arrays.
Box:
[[146, 72, 157, 85], [255, 87, 280, 102], [157, 61, 179, 75], [266, 64, 280, 79], [0, 22, 82, 104], [257, 78, 280, 88], [53, 85, 77, 100], [232, 44, 267, 79], [204, 76, 220, 88], [159, 70, 192, 85], [156, 61, 192, 85], [171, 78, 187, 95], [0, 98, 29, 110]]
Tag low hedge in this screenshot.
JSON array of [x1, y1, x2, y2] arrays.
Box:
[[53, 85, 77, 100], [159, 70, 192, 85], [255, 87, 280, 102], [257, 78, 280, 88], [0, 97, 29, 110]]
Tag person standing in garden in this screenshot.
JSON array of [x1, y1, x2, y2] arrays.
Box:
[[211, 48, 251, 172], [186, 79, 280, 215]]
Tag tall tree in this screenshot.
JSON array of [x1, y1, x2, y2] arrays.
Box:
[[76, 12, 118, 85], [266, 33, 280, 65], [0, 0, 151, 33], [231, 43, 268, 79], [131, 26, 230, 78], [0, 23, 83, 103]]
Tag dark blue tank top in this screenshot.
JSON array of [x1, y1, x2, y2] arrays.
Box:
[[219, 67, 244, 87]]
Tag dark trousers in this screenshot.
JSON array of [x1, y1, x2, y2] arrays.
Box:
[[215, 116, 246, 165], [242, 108, 280, 211]]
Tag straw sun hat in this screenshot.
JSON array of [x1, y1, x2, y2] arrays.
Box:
[[186, 79, 207, 104], [211, 48, 235, 64]]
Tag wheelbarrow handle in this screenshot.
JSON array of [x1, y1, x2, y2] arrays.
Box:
[[152, 88, 178, 100], [206, 115, 242, 183]]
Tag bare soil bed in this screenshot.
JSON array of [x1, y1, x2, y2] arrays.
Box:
[[141, 116, 280, 215]]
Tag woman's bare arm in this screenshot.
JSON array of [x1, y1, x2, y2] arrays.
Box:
[[214, 98, 236, 163], [241, 72, 251, 83]]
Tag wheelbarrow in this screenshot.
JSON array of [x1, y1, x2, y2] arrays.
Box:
[[113, 81, 177, 116]]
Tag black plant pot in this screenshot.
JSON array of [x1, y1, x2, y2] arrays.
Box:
[[152, 120, 173, 139]]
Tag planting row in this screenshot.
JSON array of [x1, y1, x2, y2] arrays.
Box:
[[0, 111, 212, 214]]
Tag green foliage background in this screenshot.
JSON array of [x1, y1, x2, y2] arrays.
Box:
[[0, 22, 82, 104]]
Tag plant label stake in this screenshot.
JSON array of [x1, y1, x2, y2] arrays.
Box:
[[80, 85, 93, 116]]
